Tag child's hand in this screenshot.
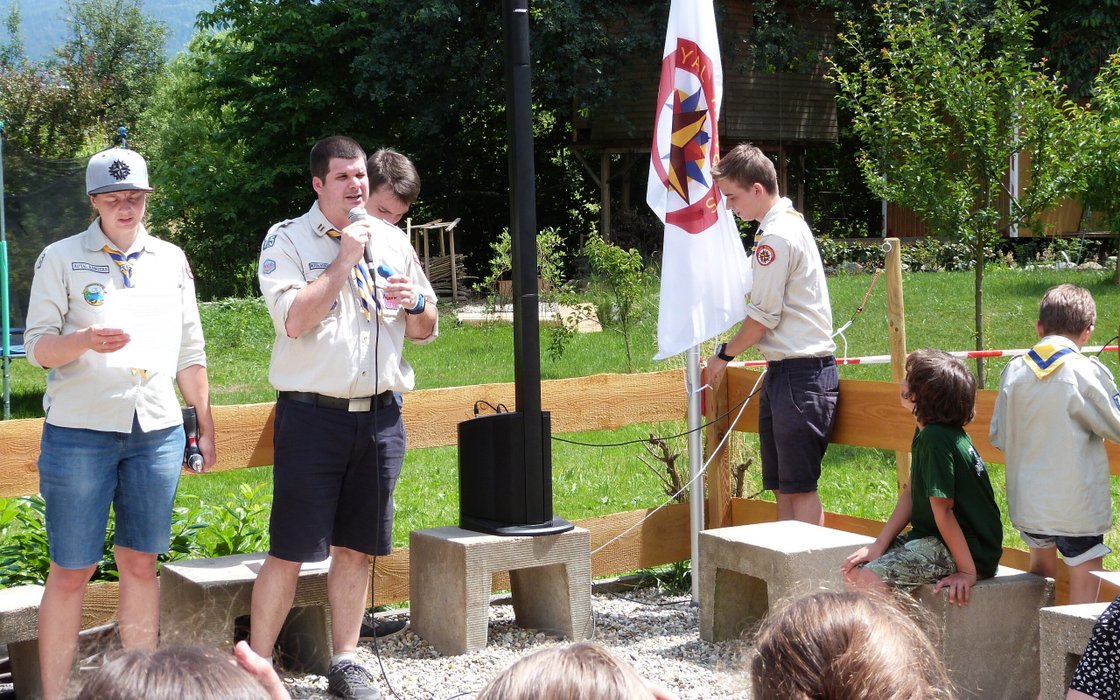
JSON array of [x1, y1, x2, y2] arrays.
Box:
[[933, 571, 977, 606], [841, 545, 879, 573]]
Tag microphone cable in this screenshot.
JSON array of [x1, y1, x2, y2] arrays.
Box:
[[368, 269, 402, 699]]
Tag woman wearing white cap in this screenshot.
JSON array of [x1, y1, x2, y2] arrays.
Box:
[[23, 147, 215, 699]]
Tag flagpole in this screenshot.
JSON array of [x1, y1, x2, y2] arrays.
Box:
[[686, 345, 704, 603]]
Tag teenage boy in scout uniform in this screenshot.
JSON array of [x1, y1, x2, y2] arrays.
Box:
[[705, 143, 838, 526], [251, 135, 437, 699]]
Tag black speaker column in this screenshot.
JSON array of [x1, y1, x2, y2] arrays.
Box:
[[456, 0, 572, 537]]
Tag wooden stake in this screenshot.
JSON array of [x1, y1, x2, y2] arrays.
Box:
[[885, 237, 911, 491]]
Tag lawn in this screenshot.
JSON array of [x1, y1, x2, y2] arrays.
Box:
[[5, 266, 1120, 567]]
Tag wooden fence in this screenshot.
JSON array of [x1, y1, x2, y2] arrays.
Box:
[[1, 365, 1117, 621]]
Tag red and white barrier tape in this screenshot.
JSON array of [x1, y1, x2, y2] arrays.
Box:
[[728, 346, 1120, 368]]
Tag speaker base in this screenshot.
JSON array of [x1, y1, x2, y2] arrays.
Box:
[[459, 515, 574, 537]]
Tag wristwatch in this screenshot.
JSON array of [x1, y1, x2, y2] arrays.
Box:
[[715, 342, 736, 362]]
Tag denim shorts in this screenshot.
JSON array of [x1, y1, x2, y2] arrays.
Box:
[[38, 416, 185, 569], [1020, 531, 1111, 567], [759, 356, 839, 493]]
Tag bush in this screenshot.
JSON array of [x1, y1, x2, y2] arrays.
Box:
[[812, 236, 1111, 272], [0, 484, 272, 589]]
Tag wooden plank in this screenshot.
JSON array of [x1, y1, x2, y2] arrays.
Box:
[[0, 418, 41, 497], [885, 237, 912, 490], [0, 370, 687, 498], [405, 370, 687, 451], [724, 368, 1120, 469], [705, 369, 732, 529]]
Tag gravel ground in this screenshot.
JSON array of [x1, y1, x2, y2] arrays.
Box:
[[280, 588, 751, 700]]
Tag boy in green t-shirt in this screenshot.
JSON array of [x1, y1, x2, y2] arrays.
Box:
[[843, 349, 1003, 605]]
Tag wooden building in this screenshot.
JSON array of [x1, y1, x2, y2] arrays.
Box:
[[572, 1, 838, 239]]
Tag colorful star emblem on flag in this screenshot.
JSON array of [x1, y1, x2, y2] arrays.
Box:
[[666, 88, 711, 203]]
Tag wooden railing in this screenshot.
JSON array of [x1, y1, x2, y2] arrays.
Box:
[[2, 366, 1117, 614]]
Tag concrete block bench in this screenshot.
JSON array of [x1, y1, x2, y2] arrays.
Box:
[[409, 526, 591, 656], [697, 521, 874, 642], [1038, 602, 1110, 700], [158, 553, 333, 674], [910, 566, 1054, 699], [0, 584, 44, 699]]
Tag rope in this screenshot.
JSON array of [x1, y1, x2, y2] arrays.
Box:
[[589, 371, 767, 557]]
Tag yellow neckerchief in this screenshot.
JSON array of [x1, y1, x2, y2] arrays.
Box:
[[1023, 340, 1080, 379]]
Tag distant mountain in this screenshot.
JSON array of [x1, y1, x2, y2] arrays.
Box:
[[0, 0, 213, 62]]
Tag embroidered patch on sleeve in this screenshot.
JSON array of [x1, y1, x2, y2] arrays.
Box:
[[1112, 392, 1120, 412], [262, 259, 277, 275], [755, 244, 776, 266]]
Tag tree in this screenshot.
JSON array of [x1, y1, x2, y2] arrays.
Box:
[[1, 4, 24, 68], [1083, 53, 1120, 284], [0, 0, 166, 157], [830, 0, 1091, 386], [142, 0, 660, 299], [56, 0, 167, 136], [1035, 0, 1120, 100]]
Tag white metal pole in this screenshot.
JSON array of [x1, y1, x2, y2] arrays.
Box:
[[686, 345, 704, 603]]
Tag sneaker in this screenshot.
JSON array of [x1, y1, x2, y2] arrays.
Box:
[[327, 659, 382, 699], [359, 612, 409, 641]]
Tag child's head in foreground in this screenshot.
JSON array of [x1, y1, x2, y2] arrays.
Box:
[[475, 641, 676, 700], [749, 590, 954, 700]]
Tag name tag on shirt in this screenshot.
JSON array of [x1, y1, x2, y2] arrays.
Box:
[[72, 262, 111, 274]]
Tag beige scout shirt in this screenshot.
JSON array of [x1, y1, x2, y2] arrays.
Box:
[[991, 335, 1120, 536], [24, 220, 207, 433], [259, 202, 437, 398], [745, 198, 835, 361]]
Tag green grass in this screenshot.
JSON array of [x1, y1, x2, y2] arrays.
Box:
[[6, 267, 1120, 565]]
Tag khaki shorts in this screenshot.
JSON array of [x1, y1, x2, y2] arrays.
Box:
[[862, 534, 956, 591]]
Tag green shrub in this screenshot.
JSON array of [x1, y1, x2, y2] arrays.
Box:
[[0, 484, 272, 589]]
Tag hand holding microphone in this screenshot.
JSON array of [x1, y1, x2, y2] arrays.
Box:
[[347, 208, 424, 313], [347, 207, 376, 266]]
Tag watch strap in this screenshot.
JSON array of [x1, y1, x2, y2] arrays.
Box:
[[716, 343, 736, 362]]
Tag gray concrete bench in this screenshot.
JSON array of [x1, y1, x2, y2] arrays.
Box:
[[697, 521, 874, 642], [1038, 602, 1110, 700], [158, 553, 333, 674], [409, 526, 592, 656], [0, 584, 44, 699], [910, 566, 1054, 700]]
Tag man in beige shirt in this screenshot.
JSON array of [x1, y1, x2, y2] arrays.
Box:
[[252, 136, 437, 699]]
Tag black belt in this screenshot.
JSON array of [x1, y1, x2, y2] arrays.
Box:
[[278, 390, 394, 412], [767, 355, 836, 369]]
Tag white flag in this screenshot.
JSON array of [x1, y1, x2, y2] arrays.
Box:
[[647, 0, 752, 360]]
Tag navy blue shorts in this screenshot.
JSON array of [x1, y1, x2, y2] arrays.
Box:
[[758, 356, 839, 494], [1021, 531, 1110, 567], [269, 394, 406, 561]]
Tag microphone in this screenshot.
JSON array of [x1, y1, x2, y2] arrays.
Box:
[[182, 406, 204, 473], [347, 206, 374, 264]]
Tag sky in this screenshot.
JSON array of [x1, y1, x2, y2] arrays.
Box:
[[0, 0, 212, 61]]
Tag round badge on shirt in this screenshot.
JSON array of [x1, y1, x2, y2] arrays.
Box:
[[756, 244, 776, 266]]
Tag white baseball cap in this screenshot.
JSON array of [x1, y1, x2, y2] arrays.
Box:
[[86, 148, 154, 195]]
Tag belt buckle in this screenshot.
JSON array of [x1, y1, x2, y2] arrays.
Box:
[[348, 397, 372, 412]]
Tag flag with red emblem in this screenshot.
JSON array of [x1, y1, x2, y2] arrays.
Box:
[[647, 0, 751, 360]]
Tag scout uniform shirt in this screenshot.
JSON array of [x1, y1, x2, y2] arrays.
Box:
[[991, 334, 1120, 536], [23, 219, 207, 433], [745, 197, 835, 361], [258, 201, 438, 398]]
